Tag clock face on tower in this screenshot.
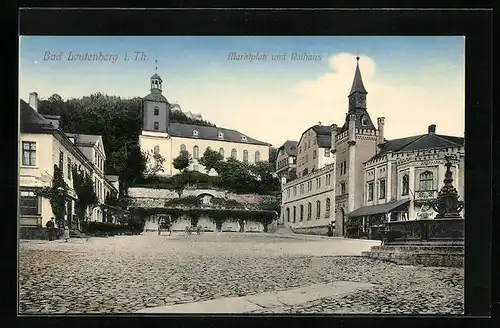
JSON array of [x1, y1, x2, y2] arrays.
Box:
[[355, 93, 366, 103]]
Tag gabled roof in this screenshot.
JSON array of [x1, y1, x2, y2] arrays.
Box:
[[298, 124, 332, 149], [367, 133, 464, 163], [20, 100, 55, 132], [65, 133, 100, 146], [167, 122, 271, 146], [278, 140, 298, 157]]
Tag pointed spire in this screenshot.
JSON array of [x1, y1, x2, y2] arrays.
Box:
[[348, 56, 368, 96]]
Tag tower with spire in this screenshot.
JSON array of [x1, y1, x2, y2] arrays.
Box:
[[141, 59, 171, 133], [331, 56, 384, 235]]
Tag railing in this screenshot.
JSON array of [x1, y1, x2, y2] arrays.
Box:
[[385, 218, 464, 243], [414, 190, 438, 201]]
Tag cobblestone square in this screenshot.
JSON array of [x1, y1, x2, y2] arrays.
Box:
[[18, 233, 464, 314]]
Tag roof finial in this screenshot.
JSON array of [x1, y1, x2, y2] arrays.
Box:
[[356, 55, 360, 61], [155, 59, 158, 72]]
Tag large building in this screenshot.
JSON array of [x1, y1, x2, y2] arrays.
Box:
[[281, 57, 465, 236], [138, 73, 272, 176], [19, 93, 118, 228]]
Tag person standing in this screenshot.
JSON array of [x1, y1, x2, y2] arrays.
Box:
[[46, 218, 55, 241], [63, 226, 70, 242]]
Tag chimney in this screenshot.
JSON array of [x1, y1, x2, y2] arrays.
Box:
[[330, 124, 338, 154], [29, 92, 39, 112], [428, 124, 436, 134], [377, 117, 385, 146]]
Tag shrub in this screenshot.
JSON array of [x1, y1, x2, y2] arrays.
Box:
[[81, 221, 129, 235]]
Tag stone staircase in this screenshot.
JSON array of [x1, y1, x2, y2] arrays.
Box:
[[361, 241, 464, 267]]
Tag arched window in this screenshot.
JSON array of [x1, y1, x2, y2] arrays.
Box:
[[300, 205, 304, 221], [153, 145, 159, 154], [193, 146, 199, 159], [402, 174, 409, 195], [231, 149, 237, 159], [293, 206, 296, 223], [316, 200, 321, 219], [325, 198, 331, 218], [419, 171, 434, 191], [243, 150, 249, 163], [307, 202, 312, 220], [255, 151, 261, 163], [219, 148, 224, 157], [180, 144, 186, 152], [154, 107, 159, 116], [286, 208, 290, 222]]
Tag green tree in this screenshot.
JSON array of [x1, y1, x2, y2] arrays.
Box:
[[251, 161, 281, 194], [173, 150, 192, 173], [215, 158, 257, 193], [37, 165, 69, 228], [143, 149, 165, 179], [71, 165, 98, 226], [199, 148, 223, 174]]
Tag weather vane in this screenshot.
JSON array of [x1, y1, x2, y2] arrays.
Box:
[[155, 59, 158, 72]]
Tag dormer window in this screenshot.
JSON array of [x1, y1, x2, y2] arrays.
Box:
[[218, 131, 224, 139], [241, 135, 247, 142], [361, 115, 369, 126], [193, 130, 199, 137]]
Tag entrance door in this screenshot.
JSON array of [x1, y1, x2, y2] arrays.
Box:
[[341, 208, 345, 236]]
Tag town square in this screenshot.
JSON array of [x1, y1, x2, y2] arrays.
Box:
[[19, 35, 466, 315]]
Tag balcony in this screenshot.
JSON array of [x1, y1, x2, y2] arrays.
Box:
[[414, 190, 438, 202]]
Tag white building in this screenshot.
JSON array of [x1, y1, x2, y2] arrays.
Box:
[[138, 73, 272, 176], [295, 124, 335, 179], [19, 93, 118, 228], [275, 140, 298, 183]]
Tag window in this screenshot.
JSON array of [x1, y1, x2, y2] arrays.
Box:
[[219, 148, 224, 157], [218, 131, 224, 139], [340, 162, 347, 175], [324, 149, 330, 157], [379, 179, 386, 199], [231, 149, 237, 159], [293, 206, 296, 223], [193, 130, 199, 137], [300, 205, 304, 221], [313, 150, 317, 159], [255, 151, 261, 163], [316, 200, 321, 219], [287, 189, 290, 198], [243, 150, 249, 163], [293, 186, 297, 196], [286, 208, 290, 222], [402, 174, 409, 195], [325, 198, 331, 218], [326, 174, 331, 185], [340, 182, 346, 195], [22, 141, 36, 166], [154, 121, 159, 130], [180, 144, 186, 152], [154, 145, 160, 154], [307, 202, 312, 220], [367, 182, 374, 201], [317, 177, 321, 189], [419, 171, 434, 191], [241, 135, 247, 142], [67, 157, 72, 179], [300, 184, 304, 194], [154, 107, 159, 115], [20, 190, 39, 216], [361, 115, 369, 126], [193, 146, 199, 159], [59, 150, 64, 174]]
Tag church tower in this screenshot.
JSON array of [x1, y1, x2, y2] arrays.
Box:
[[333, 57, 380, 236], [142, 63, 171, 133]]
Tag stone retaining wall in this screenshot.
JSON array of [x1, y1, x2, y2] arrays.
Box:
[[291, 225, 329, 236]]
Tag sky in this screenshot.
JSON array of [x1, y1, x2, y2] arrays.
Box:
[[19, 36, 465, 147]]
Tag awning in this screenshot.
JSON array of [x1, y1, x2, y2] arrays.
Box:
[[348, 199, 410, 217]]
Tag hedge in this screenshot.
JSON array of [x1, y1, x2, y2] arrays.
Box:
[[81, 221, 132, 235]]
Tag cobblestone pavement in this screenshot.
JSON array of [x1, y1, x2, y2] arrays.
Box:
[[18, 233, 464, 314]]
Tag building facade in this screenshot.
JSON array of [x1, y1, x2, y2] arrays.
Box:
[[348, 124, 465, 234], [281, 164, 336, 234], [275, 140, 298, 183], [19, 93, 118, 228], [138, 73, 272, 176], [296, 125, 334, 179]]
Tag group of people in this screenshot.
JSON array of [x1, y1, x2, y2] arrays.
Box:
[[45, 218, 70, 242]]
